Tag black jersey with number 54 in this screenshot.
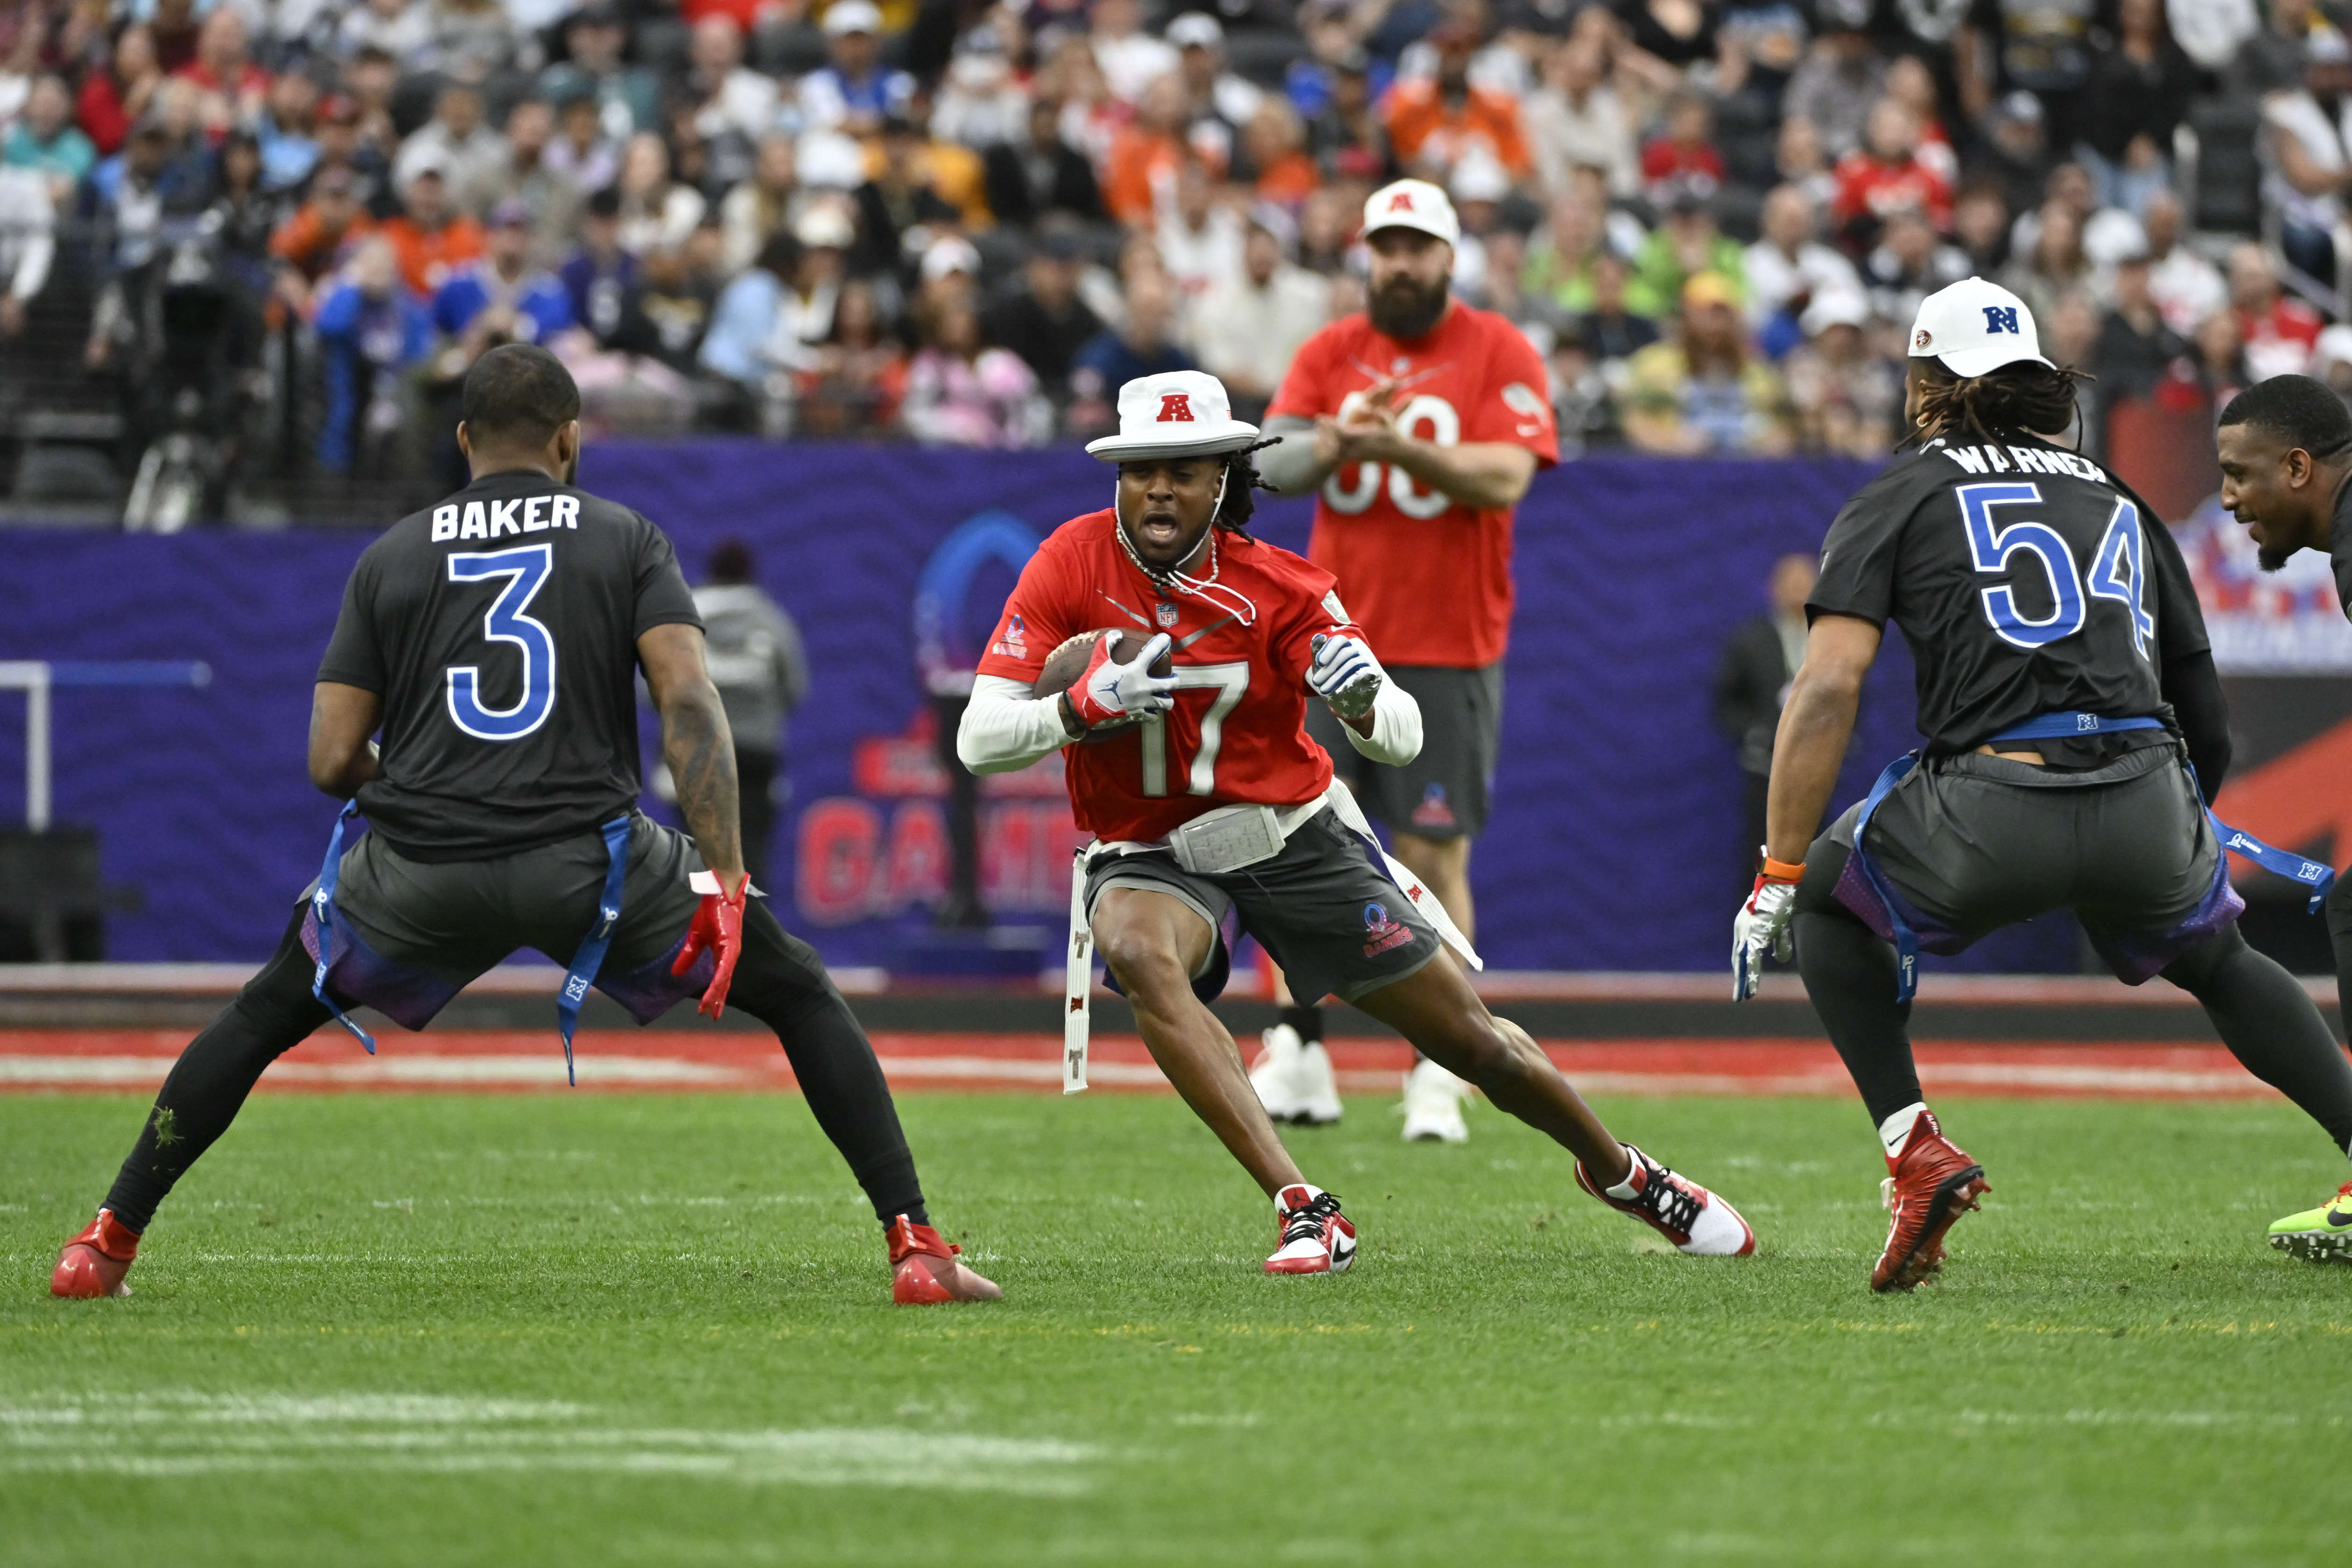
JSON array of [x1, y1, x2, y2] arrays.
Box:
[[316, 468, 704, 862], [1807, 432, 2211, 760]]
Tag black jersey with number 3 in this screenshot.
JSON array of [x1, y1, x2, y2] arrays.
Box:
[[1808, 433, 2211, 760], [316, 468, 703, 862]]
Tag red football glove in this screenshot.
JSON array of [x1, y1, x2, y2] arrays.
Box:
[[673, 871, 748, 1020]]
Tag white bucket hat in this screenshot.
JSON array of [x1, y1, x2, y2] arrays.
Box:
[[1085, 371, 1260, 462], [1908, 276, 2053, 378], [1361, 178, 1460, 246]]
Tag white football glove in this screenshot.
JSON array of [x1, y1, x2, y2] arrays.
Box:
[[1072, 630, 1178, 726], [1307, 631, 1383, 720], [1731, 872, 1800, 1001]]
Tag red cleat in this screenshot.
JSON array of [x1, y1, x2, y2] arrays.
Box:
[[1264, 1183, 1357, 1274], [1871, 1109, 1988, 1293], [886, 1215, 1002, 1304], [50, 1208, 140, 1299]]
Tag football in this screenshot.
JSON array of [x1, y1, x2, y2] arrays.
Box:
[[1034, 629, 1173, 742]]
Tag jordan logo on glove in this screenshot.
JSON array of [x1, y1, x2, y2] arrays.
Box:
[[1070, 630, 1178, 729]]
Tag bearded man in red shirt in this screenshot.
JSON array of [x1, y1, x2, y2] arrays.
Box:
[[1250, 178, 1559, 1144]]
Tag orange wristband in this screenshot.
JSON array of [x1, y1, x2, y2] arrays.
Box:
[[1760, 854, 1807, 882]]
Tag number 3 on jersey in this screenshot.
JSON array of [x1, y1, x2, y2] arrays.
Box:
[[1957, 482, 2154, 658], [446, 544, 557, 740]]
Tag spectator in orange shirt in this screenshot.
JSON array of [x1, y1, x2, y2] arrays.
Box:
[[378, 161, 483, 296], [269, 164, 376, 316], [1246, 98, 1320, 211], [1103, 73, 1191, 226], [1382, 22, 1529, 182]]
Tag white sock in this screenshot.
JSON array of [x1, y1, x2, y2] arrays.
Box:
[[1879, 1102, 1929, 1160], [1604, 1145, 1642, 1200]]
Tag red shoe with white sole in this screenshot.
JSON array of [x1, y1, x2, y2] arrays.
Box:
[[1575, 1144, 1756, 1256], [1264, 1183, 1356, 1274], [50, 1208, 140, 1299], [1871, 1109, 1988, 1293], [887, 1215, 1002, 1304]]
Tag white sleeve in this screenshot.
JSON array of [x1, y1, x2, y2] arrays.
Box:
[[957, 674, 1073, 774], [1337, 677, 1421, 767]]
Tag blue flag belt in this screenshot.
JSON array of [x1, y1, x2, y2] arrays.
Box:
[[310, 808, 635, 1084], [309, 800, 376, 1053], [1852, 714, 2336, 1005], [555, 815, 636, 1086]]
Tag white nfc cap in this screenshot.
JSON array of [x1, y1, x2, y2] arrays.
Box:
[[1361, 178, 1460, 246], [1084, 371, 1260, 463], [1908, 275, 2053, 378]]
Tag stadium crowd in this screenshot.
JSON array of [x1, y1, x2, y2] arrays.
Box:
[[3, 0, 2352, 496]]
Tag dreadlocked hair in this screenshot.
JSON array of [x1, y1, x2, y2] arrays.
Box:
[[1910, 359, 2088, 447], [1215, 438, 1283, 534]]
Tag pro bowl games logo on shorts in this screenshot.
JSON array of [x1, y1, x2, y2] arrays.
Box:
[[1362, 901, 1413, 957]]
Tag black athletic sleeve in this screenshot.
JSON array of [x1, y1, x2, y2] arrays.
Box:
[[2144, 504, 2213, 664], [1806, 479, 1911, 629], [630, 515, 704, 639], [316, 549, 386, 691], [2163, 648, 2231, 802]]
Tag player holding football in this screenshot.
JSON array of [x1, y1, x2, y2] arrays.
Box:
[[958, 369, 1754, 1273], [1249, 178, 1557, 1144], [2211, 371, 2352, 1259], [1735, 281, 2352, 1290], [50, 345, 998, 1306]]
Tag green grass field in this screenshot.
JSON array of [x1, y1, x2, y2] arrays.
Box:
[[3, 1089, 2347, 1566]]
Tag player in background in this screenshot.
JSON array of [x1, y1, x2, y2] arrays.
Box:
[[1250, 178, 1556, 1144], [50, 345, 998, 1307], [2212, 372, 2352, 1259], [958, 370, 1753, 1273], [1735, 282, 2352, 1290]]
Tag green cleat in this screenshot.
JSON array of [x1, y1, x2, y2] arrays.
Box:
[[2268, 1181, 2352, 1262]]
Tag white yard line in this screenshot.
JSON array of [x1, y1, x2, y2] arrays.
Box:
[[0, 1393, 1104, 1495]]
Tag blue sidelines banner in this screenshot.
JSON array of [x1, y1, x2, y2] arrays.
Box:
[[0, 446, 2120, 974]]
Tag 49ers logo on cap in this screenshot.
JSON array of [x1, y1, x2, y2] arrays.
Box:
[[1157, 393, 1194, 422], [1913, 329, 1932, 349]]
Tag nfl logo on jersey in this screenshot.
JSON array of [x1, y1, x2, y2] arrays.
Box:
[[1156, 602, 1180, 628]]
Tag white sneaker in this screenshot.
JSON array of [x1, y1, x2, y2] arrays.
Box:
[[1398, 1057, 1470, 1143], [1248, 1025, 1343, 1125]]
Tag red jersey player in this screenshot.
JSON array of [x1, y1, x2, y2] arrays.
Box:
[[1252, 177, 1559, 1144], [957, 370, 1753, 1274]]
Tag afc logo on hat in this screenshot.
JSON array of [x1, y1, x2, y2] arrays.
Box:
[[1388, 190, 1415, 211], [1981, 305, 2020, 335], [1157, 393, 1194, 422]]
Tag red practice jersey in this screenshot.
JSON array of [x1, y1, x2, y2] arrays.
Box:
[[1268, 302, 1558, 668], [976, 510, 1362, 845]]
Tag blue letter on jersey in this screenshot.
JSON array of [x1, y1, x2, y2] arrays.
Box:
[[2086, 497, 2157, 660], [446, 544, 557, 740], [1958, 482, 2087, 649]]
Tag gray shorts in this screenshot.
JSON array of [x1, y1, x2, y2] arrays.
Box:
[[1085, 806, 1444, 1005], [302, 812, 710, 1029], [1307, 662, 1502, 840], [1815, 744, 2241, 984]]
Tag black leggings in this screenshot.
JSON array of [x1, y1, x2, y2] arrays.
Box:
[[101, 902, 926, 1235], [1795, 839, 2352, 1157]]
